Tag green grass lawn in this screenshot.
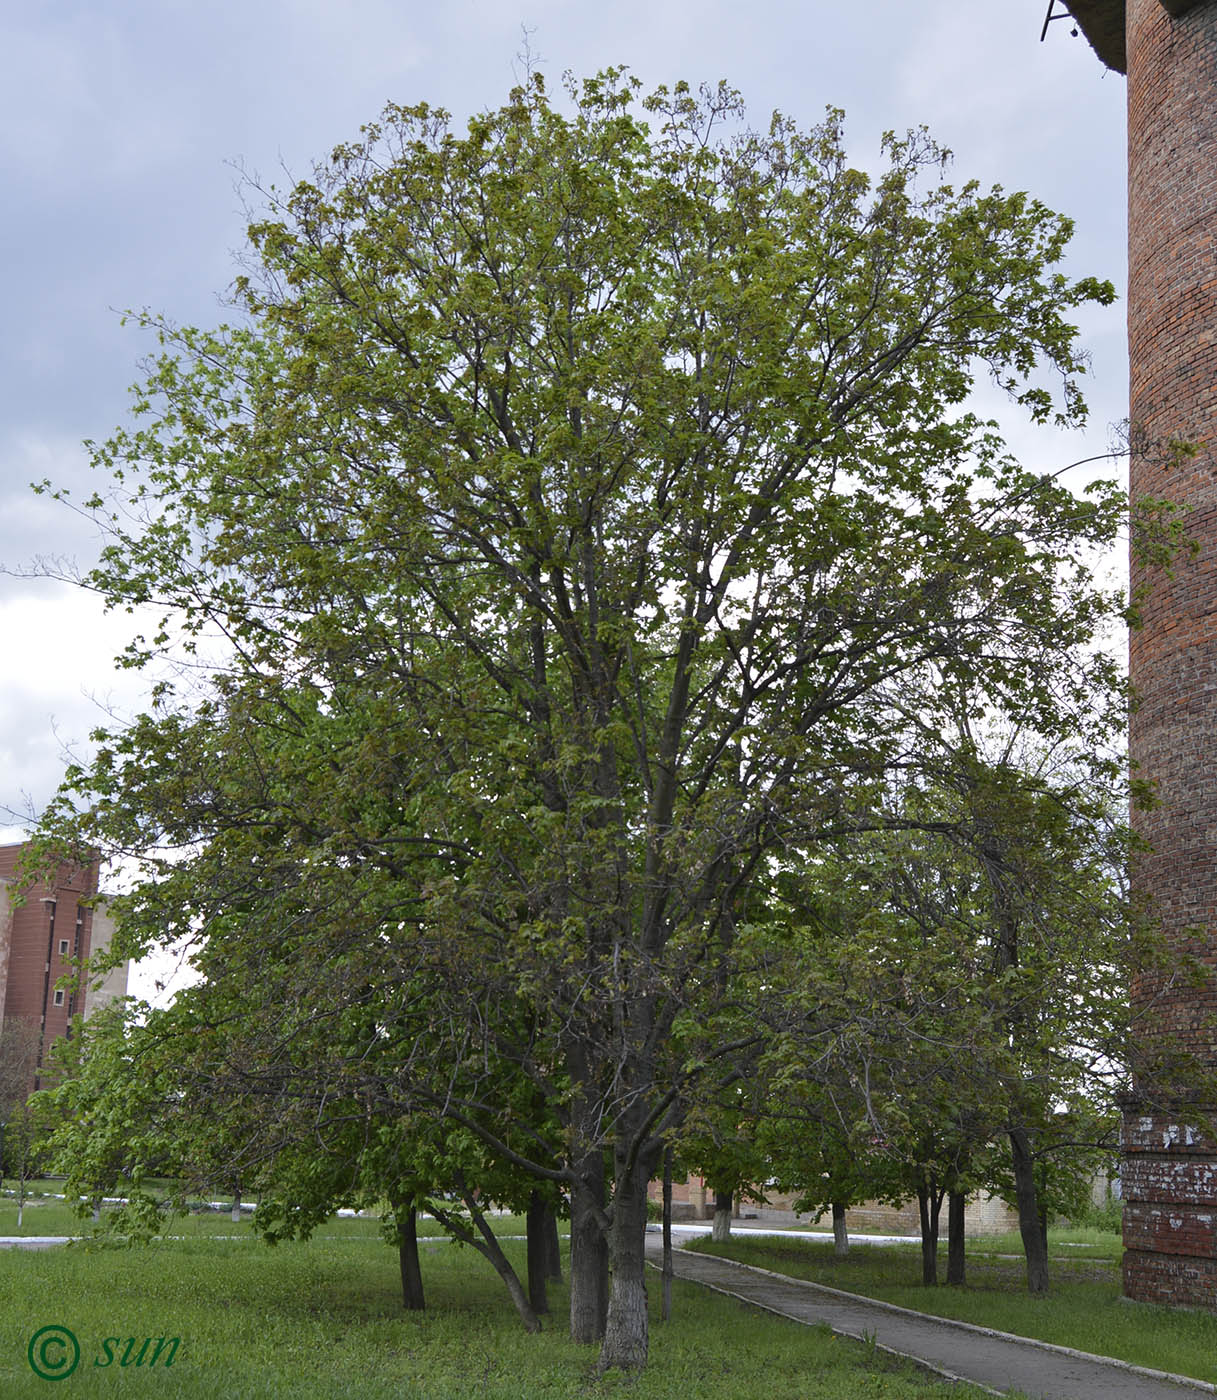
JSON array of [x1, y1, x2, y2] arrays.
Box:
[[0, 1230, 989, 1399], [961, 1225, 1123, 1262], [687, 1231, 1217, 1385]]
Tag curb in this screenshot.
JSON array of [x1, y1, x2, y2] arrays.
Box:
[[664, 1245, 1217, 1395]]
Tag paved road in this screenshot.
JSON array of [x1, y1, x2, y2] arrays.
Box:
[[645, 1233, 1217, 1400]]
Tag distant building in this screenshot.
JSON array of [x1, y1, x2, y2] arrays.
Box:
[[82, 896, 129, 1020], [649, 1171, 1022, 1238], [0, 842, 129, 1087]]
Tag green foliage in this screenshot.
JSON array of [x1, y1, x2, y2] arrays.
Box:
[[1071, 1191, 1123, 1235], [742, 702, 1146, 1236]]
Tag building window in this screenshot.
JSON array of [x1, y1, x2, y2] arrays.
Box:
[[53, 989, 65, 1006], [58, 939, 69, 956]]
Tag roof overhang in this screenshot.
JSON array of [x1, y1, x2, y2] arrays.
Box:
[[1062, 1, 1126, 72], [1063, 0, 1209, 74]]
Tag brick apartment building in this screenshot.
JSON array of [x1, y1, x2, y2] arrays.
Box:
[[0, 842, 128, 1087]]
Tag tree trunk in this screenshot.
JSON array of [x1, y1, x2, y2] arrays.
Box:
[[231, 1188, 242, 1225], [831, 1200, 849, 1258], [711, 1186, 732, 1242], [916, 1178, 942, 1286], [527, 1190, 551, 1315], [16, 1124, 29, 1228], [599, 1165, 652, 1372], [431, 1191, 541, 1333], [480, 1236, 541, 1332], [544, 1201, 562, 1282], [1009, 1127, 1050, 1294], [946, 1190, 966, 1286], [397, 1205, 425, 1311], [569, 1150, 608, 1343], [661, 1147, 673, 1323]]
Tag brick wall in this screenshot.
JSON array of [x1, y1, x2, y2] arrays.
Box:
[[1125, 0, 1217, 1307], [1122, 1109, 1217, 1304], [0, 844, 99, 1085], [0, 880, 10, 1026]]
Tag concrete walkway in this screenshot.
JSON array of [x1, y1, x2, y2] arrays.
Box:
[[645, 1232, 1217, 1400]]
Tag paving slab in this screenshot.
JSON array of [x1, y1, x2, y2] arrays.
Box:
[[645, 1233, 1217, 1400]]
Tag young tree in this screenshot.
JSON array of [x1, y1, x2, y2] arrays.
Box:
[[756, 706, 1154, 1294], [0, 1017, 40, 1191], [38, 973, 562, 1329], [0, 1021, 47, 1228], [677, 1076, 772, 1242], [0, 1018, 40, 1121], [38, 70, 1127, 1369]]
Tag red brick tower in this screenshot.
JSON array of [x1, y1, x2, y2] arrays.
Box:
[[1064, 0, 1217, 1307], [0, 844, 98, 1088]]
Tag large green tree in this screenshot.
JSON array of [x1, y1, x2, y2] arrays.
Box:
[[40, 70, 1127, 1369]]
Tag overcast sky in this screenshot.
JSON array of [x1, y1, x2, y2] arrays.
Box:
[[0, 2, 1126, 994]]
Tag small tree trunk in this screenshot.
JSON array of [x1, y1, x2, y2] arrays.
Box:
[[569, 1150, 608, 1343], [480, 1237, 541, 1332], [946, 1190, 966, 1286], [599, 1164, 653, 1372], [431, 1191, 541, 1333], [16, 1125, 29, 1228], [661, 1147, 673, 1323], [231, 1188, 242, 1225], [831, 1200, 850, 1257], [544, 1201, 562, 1282], [1009, 1127, 1050, 1294], [711, 1186, 732, 1242], [526, 1190, 551, 1315], [917, 1178, 941, 1286], [397, 1205, 425, 1311]]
